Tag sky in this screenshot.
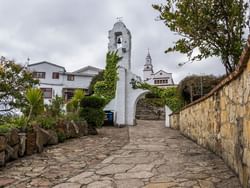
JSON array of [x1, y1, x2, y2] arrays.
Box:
[[0, 0, 227, 83]]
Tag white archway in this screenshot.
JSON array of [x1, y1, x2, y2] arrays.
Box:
[[104, 21, 173, 127]]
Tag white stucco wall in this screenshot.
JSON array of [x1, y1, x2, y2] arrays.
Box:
[[29, 63, 65, 85], [165, 105, 172, 127], [63, 75, 92, 89]]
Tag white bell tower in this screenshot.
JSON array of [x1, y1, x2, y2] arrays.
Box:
[[108, 20, 132, 70]]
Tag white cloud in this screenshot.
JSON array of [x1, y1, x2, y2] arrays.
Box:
[[0, 0, 227, 83]]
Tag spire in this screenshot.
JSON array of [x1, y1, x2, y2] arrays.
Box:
[[145, 49, 152, 65]]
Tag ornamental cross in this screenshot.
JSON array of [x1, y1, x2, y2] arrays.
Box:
[[116, 17, 123, 22]]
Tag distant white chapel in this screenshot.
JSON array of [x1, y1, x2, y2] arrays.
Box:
[[143, 51, 174, 87]]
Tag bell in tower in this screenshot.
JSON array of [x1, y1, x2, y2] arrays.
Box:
[[116, 35, 122, 48], [108, 21, 131, 70]]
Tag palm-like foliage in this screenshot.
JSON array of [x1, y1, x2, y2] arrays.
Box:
[[25, 88, 44, 121]]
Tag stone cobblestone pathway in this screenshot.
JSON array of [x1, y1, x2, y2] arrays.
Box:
[[1, 120, 242, 187], [0, 127, 129, 187]]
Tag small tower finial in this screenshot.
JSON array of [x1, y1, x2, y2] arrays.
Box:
[[116, 17, 123, 22], [147, 48, 150, 54]]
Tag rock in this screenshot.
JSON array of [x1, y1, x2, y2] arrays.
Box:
[[78, 120, 88, 136], [144, 182, 177, 188], [47, 130, 58, 145], [0, 135, 7, 152], [88, 125, 98, 135], [53, 183, 81, 188], [115, 179, 144, 188], [114, 171, 154, 179], [198, 180, 215, 188], [26, 131, 36, 155], [68, 171, 94, 184], [96, 164, 133, 175], [87, 180, 113, 188], [66, 121, 79, 138], [30, 177, 52, 187], [4, 147, 10, 162], [7, 128, 19, 146], [128, 164, 155, 172], [0, 151, 5, 166], [34, 126, 50, 153], [0, 178, 15, 187], [5, 144, 19, 161], [18, 133, 26, 157]]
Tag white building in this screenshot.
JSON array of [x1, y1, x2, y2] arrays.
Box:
[[104, 21, 173, 126], [143, 52, 175, 87], [28, 61, 102, 103]]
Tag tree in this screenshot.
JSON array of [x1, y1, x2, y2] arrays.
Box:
[[24, 88, 44, 121], [0, 57, 38, 115], [88, 71, 104, 95], [153, 0, 248, 73], [66, 89, 85, 114], [94, 51, 121, 103], [178, 74, 224, 104], [46, 95, 64, 117]]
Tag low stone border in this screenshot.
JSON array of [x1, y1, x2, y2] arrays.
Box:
[[0, 120, 91, 167]]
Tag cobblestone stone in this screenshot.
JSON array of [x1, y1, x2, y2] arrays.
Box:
[[0, 126, 128, 187], [0, 120, 242, 187]]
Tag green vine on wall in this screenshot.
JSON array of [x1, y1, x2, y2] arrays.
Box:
[[134, 82, 183, 112], [94, 51, 121, 104]]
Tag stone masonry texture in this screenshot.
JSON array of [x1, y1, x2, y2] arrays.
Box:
[[170, 37, 250, 187], [0, 120, 241, 187]]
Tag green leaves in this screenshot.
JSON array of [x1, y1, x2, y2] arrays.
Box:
[[25, 88, 44, 121], [0, 57, 38, 114], [153, 0, 247, 73], [66, 89, 85, 114], [135, 82, 183, 112], [80, 96, 106, 127], [94, 51, 121, 104], [25, 88, 43, 107]]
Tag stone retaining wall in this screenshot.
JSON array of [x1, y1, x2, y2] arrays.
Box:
[[170, 37, 250, 188]]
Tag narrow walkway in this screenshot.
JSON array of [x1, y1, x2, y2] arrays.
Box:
[[54, 120, 241, 188], [1, 120, 241, 187], [0, 127, 129, 187]]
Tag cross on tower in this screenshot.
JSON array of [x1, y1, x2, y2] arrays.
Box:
[[116, 17, 123, 22]]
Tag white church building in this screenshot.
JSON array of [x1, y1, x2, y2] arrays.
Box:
[[143, 51, 175, 88], [28, 61, 102, 103], [104, 21, 173, 127]]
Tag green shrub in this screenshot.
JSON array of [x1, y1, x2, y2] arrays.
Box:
[[135, 82, 183, 112], [46, 95, 64, 117], [10, 116, 28, 129], [23, 88, 44, 121], [145, 92, 160, 98], [81, 108, 105, 127], [89, 71, 104, 95], [64, 112, 81, 122], [35, 115, 56, 130], [141, 98, 165, 107], [56, 130, 66, 142], [0, 124, 11, 133], [66, 89, 85, 113], [81, 96, 106, 109], [94, 51, 121, 104], [80, 96, 105, 127]]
